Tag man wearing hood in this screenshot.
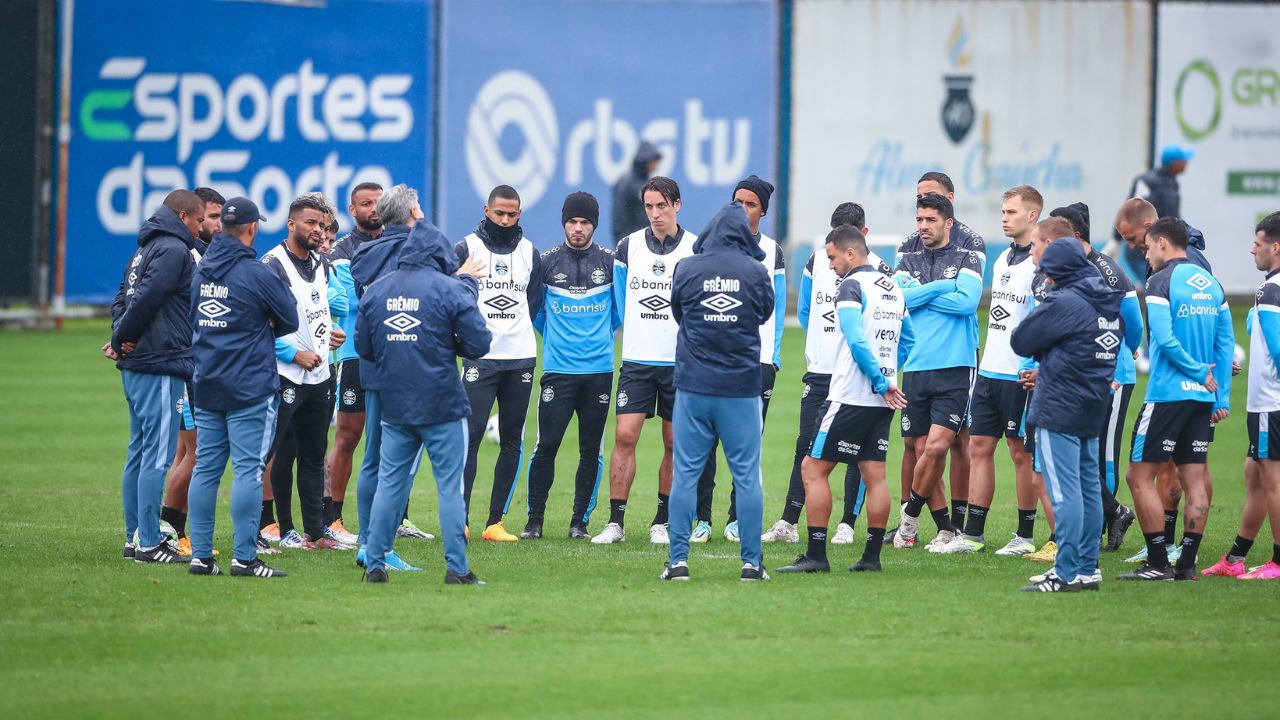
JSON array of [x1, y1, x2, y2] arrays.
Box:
[[1011, 238, 1123, 592], [356, 218, 491, 584], [109, 189, 205, 564], [453, 185, 544, 542], [661, 202, 774, 581], [612, 141, 662, 242], [186, 198, 298, 578]]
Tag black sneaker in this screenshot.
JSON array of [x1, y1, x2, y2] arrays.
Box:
[[365, 567, 388, 583], [256, 534, 281, 556], [445, 569, 486, 585], [849, 558, 882, 572], [1105, 505, 1136, 551], [659, 562, 690, 581], [520, 522, 543, 540], [123, 542, 135, 559], [1021, 576, 1082, 592], [568, 524, 591, 540], [882, 528, 898, 545], [135, 540, 183, 564], [1174, 566, 1198, 581], [777, 554, 830, 573], [741, 564, 769, 581], [1117, 562, 1175, 581], [188, 557, 221, 576], [230, 558, 288, 578]]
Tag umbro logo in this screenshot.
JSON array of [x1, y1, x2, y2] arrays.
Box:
[[383, 312, 421, 332], [1186, 274, 1212, 291], [198, 299, 230, 319], [822, 310, 836, 324], [484, 295, 519, 312], [638, 295, 670, 312], [700, 293, 743, 313], [1095, 331, 1120, 351], [874, 276, 896, 292], [554, 273, 568, 282], [990, 305, 1010, 322]]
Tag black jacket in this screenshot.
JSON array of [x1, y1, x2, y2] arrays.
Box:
[[611, 141, 661, 243], [110, 206, 200, 378], [671, 203, 774, 397], [1012, 239, 1123, 438], [351, 224, 415, 300]]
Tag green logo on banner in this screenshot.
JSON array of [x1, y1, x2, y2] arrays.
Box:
[[1175, 59, 1222, 141]]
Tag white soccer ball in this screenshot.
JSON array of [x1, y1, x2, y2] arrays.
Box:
[[1234, 343, 1246, 368], [485, 414, 501, 444]]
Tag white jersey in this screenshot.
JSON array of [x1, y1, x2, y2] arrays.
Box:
[[464, 233, 536, 360], [264, 244, 331, 386], [1248, 273, 1280, 413], [829, 267, 906, 407], [978, 244, 1037, 378], [758, 233, 785, 365], [619, 228, 696, 364], [803, 232, 888, 375]]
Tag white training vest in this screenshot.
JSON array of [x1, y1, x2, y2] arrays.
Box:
[[265, 244, 331, 386], [803, 234, 886, 375], [758, 234, 782, 365], [620, 228, 696, 364], [1249, 275, 1280, 413], [979, 245, 1037, 378], [464, 233, 536, 360], [829, 269, 906, 407]]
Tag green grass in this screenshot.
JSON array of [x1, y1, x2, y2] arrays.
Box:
[[1, 316, 1277, 718]]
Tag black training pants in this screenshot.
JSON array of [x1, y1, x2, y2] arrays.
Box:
[[526, 372, 613, 526], [267, 377, 329, 541], [463, 363, 534, 525]]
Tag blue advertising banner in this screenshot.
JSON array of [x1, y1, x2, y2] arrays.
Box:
[[437, 0, 778, 251], [67, 0, 433, 303]]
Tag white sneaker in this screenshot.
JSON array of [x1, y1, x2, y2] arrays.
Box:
[[926, 530, 957, 553], [690, 520, 712, 543], [649, 523, 670, 545], [761, 520, 800, 543], [935, 534, 985, 554], [591, 522, 626, 544], [1028, 568, 1059, 583], [893, 512, 919, 549], [995, 533, 1036, 556], [278, 529, 309, 549], [831, 522, 856, 545], [723, 521, 740, 542]]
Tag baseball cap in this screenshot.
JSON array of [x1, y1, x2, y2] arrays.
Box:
[[220, 197, 260, 225], [1160, 144, 1195, 166]]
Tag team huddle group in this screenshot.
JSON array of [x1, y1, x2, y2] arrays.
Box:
[[105, 166, 1280, 589]]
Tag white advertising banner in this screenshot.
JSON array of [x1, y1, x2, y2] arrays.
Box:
[[1156, 2, 1280, 293], [789, 0, 1150, 273]]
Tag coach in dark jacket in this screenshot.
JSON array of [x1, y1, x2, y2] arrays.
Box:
[[663, 202, 774, 581], [185, 198, 298, 576], [355, 219, 491, 584], [1011, 238, 1122, 591], [611, 141, 662, 243], [109, 190, 203, 562]]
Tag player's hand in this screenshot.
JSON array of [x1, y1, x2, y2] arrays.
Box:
[[1232, 359, 1242, 376], [120, 342, 136, 356], [1212, 408, 1230, 423], [1018, 369, 1037, 390], [329, 325, 346, 350], [1204, 365, 1218, 393], [882, 385, 907, 410], [294, 350, 323, 370], [457, 255, 488, 279], [1111, 381, 1121, 392], [101, 341, 118, 360]]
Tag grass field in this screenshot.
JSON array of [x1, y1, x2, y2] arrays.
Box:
[[1, 315, 1277, 718]]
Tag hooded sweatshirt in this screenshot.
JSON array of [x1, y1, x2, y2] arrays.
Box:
[[1011, 238, 1123, 437], [611, 141, 662, 242], [190, 233, 299, 411], [110, 205, 201, 378], [355, 221, 492, 426], [670, 203, 774, 397]]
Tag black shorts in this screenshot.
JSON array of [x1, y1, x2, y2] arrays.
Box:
[[616, 362, 675, 420], [900, 367, 973, 438], [336, 359, 365, 414], [1248, 411, 1280, 461], [969, 375, 1028, 438], [809, 401, 893, 463], [1130, 400, 1214, 465]]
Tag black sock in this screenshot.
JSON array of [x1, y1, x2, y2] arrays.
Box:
[[260, 500, 275, 530], [1048, 532, 1056, 542], [950, 500, 968, 530], [807, 526, 828, 561], [862, 528, 885, 563], [1273, 544, 1280, 565], [653, 493, 670, 525], [1228, 535, 1254, 562], [1177, 532, 1202, 572], [160, 506, 185, 538], [930, 506, 954, 533], [1144, 531, 1169, 568], [485, 509, 503, 527], [1163, 509, 1178, 547], [781, 499, 804, 526], [322, 496, 333, 526], [527, 512, 544, 525], [963, 504, 988, 538], [333, 500, 344, 521], [609, 499, 627, 526], [841, 510, 859, 528], [1016, 509, 1036, 540], [570, 513, 586, 528], [904, 490, 928, 518]]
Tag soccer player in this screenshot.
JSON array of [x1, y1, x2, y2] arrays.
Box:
[[109, 189, 204, 563], [1011, 238, 1122, 592], [261, 194, 348, 550], [777, 224, 911, 573], [592, 177, 697, 545], [937, 186, 1041, 555], [661, 202, 774, 581], [694, 175, 787, 542], [763, 202, 890, 545], [1118, 218, 1233, 581], [186, 197, 297, 578], [522, 192, 619, 539], [356, 218, 490, 585], [454, 185, 544, 541], [1203, 212, 1280, 579]]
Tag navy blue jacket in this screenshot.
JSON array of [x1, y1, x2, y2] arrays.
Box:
[[355, 221, 491, 426], [670, 203, 774, 397], [110, 206, 202, 378], [189, 234, 299, 411], [1012, 239, 1123, 437], [350, 224, 414, 299]]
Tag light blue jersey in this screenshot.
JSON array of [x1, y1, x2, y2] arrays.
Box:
[[893, 244, 983, 372], [1142, 258, 1233, 409]]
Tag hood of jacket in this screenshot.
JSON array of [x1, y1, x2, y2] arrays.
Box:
[[1181, 219, 1206, 251], [199, 233, 255, 281], [691, 203, 765, 261], [137, 205, 197, 251], [1050, 202, 1091, 243], [350, 223, 411, 289], [1041, 237, 1121, 315], [398, 220, 459, 275], [631, 140, 661, 175]]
